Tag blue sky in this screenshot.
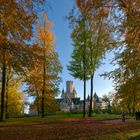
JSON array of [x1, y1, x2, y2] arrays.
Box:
[[45, 0, 115, 99]]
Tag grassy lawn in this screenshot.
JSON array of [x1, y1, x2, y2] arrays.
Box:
[[0, 114, 139, 140]]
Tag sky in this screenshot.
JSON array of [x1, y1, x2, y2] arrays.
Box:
[[45, 0, 115, 99]]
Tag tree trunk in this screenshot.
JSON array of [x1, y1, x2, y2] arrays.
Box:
[[89, 74, 93, 117], [42, 54, 46, 118], [36, 90, 40, 116], [132, 94, 136, 116], [127, 105, 131, 115], [0, 49, 6, 121], [42, 35, 46, 118], [5, 78, 9, 119], [83, 77, 86, 118], [83, 6, 86, 118], [83, 46, 86, 117]]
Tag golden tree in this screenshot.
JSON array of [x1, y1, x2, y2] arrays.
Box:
[[26, 12, 61, 117], [0, 0, 45, 121]]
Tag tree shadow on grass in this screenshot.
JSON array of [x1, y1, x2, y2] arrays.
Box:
[[129, 135, 140, 140]]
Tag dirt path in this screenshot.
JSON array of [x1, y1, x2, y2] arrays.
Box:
[[103, 118, 137, 124]]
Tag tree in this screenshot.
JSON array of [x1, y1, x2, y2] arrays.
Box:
[[0, 72, 25, 117], [102, 94, 112, 113], [117, 1, 140, 114], [105, 0, 140, 115], [87, 10, 114, 117], [6, 80, 25, 117], [68, 10, 91, 117], [68, 0, 114, 117], [0, 0, 45, 121], [27, 12, 62, 118], [30, 92, 60, 115]]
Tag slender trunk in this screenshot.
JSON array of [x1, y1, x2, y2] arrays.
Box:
[[83, 48, 86, 117], [42, 23, 46, 118], [42, 51, 46, 118], [83, 12, 86, 118], [127, 105, 131, 115], [89, 21, 102, 116], [89, 74, 93, 117], [132, 67, 137, 116], [83, 76, 86, 118], [108, 101, 111, 113], [132, 94, 136, 116], [36, 90, 40, 116], [5, 78, 9, 118], [88, 27, 94, 117], [0, 49, 6, 121]]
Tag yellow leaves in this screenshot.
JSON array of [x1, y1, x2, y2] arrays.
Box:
[[38, 28, 53, 43], [4, 74, 25, 116], [42, 12, 54, 28], [46, 32, 53, 42], [76, 0, 109, 20], [76, 0, 83, 9], [37, 12, 54, 47]]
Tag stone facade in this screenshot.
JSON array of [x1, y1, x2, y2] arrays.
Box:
[[56, 81, 100, 112], [57, 81, 81, 111]]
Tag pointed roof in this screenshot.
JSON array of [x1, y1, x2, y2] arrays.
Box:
[[94, 92, 99, 102], [94, 92, 97, 97], [62, 88, 64, 93], [87, 94, 90, 101]]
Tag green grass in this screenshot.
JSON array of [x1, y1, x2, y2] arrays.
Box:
[[1, 113, 134, 125], [1, 113, 125, 121], [92, 113, 133, 120]]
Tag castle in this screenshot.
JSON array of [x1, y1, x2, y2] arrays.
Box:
[[56, 81, 100, 112], [29, 80, 101, 115]]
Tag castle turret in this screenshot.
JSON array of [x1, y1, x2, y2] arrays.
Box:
[[87, 94, 90, 101], [61, 88, 65, 98], [71, 88, 77, 98]]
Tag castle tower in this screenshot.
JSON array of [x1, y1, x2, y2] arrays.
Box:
[[66, 81, 73, 97]]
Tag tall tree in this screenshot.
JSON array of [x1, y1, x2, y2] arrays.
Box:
[[115, 0, 139, 114], [26, 43, 62, 117], [0, 0, 45, 121], [34, 12, 62, 118], [68, 12, 90, 117], [86, 3, 113, 117], [68, 0, 91, 118], [68, 0, 114, 117], [102, 0, 140, 115]]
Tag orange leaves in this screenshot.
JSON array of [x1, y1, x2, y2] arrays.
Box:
[[38, 28, 53, 43], [42, 11, 54, 27], [47, 32, 53, 42], [37, 12, 54, 49], [76, 0, 84, 9], [76, 0, 109, 19], [97, 7, 108, 19], [119, 0, 140, 48]]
